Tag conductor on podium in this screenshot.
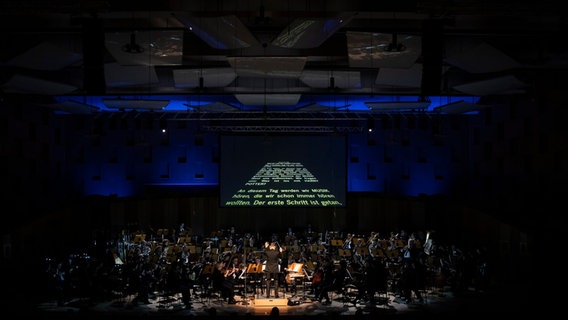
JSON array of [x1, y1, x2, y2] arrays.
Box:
[[264, 241, 283, 298]]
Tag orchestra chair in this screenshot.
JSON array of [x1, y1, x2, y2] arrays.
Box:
[[339, 249, 352, 257]]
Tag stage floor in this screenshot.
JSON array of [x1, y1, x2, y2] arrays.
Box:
[[28, 285, 521, 319]]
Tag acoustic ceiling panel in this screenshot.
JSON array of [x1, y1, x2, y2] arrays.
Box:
[[174, 14, 259, 49], [43, 100, 100, 114], [234, 94, 301, 106], [103, 99, 170, 110], [196, 102, 240, 112], [294, 103, 333, 112], [5, 42, 82, 70], [1, 74, 78, 95], [375, 64, 423, 88], [173, 68, 237, 88], [227, 57, 307, 78], [105, 30, 184, 66], [104, 63, 159, 87], [434, 100, 481, 114], [452, 75, 527, 96], [300, 70, 361, 89], [366, 101, 431, 111], [347, 31, 422, 69], [445, 38, 521, 73], [271, 12, 356, 49]]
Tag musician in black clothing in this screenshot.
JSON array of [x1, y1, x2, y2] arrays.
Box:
[[177, 263, 193, 309], [316, 258, 334, 305], [264, 241, 283, 298], [132, 262, 154, 305], [400, 258, 425, 304], [317, 258, 350, 305], [211, 261, 237, 304], [363, 257, 388, 304]]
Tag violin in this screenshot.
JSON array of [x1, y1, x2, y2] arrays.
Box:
[[224, 267, 237, 278], [224, 262, 244, 278]]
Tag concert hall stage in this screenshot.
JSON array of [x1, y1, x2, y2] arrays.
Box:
[[24, 284, 524, 319]]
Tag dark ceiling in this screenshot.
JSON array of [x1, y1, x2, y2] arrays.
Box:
[[1, 0, 566, 115]]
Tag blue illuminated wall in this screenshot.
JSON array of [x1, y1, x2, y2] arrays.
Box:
[[345, 115, 467, 196], [5, 96, 559, 293], [60, 113, 469, 199], [4, 94, 562, 227]]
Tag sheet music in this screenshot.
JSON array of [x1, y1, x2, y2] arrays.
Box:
[[286, 263, 304, 278]]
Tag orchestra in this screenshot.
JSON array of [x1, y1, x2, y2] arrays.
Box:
[[43, 225, 487, 309]]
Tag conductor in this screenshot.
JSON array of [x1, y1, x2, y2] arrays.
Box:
[[264, 241, 283, 298]]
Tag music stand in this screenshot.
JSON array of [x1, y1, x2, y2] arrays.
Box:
[[285, 263, 306, 299], [246, 263, 263, 299], [133, 234, 146, 243], [235, 262, 250, 306], [290, 262, 303, 273], [202, 264, 214, 275], [260, 263, 269, 298]]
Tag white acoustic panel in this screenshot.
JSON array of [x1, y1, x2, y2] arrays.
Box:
[[43, 100, 100, 114], [227, 57, 307, 78], [104, 63, 159, 87], [5, 42, 82, 70], [1, 74, 78, 95], [347, 31, 421, 69], [294, 103, 333, 112], [103, 99, 170, 110], [445, 38, 520, 73], [174, 14, 258, 49], [452, 75, 526, 96], [366, 101, 431, 111], [434, 100, 481, 114], [235, 94, 301, 106], [173, 68, 237, 88], [272, 12, 356, 49], [105, 30, 184, 66], [376, 64, 423, 88], [300, 70, 361, 88], [196, 102, 239, 112]]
